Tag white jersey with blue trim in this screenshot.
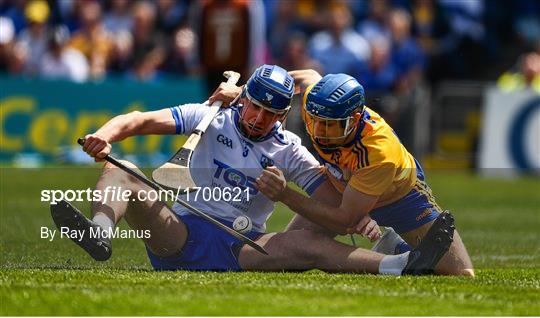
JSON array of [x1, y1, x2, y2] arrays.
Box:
[[168, 102, 325, 232]]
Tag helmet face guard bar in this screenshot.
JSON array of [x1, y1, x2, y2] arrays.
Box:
[[303, 103, 363, 150], [237, 64, 294, 141], [238, 90, 291, 141]]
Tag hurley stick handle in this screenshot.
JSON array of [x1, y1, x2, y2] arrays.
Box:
[[194, 70, 241, 132]]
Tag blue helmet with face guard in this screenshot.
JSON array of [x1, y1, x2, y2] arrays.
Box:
[[304, 73, 365, 119], [243, 64, 294, 113], [302, 74, 365, 150]]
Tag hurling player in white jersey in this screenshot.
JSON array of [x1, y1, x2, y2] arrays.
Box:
[[51, 65, 449, 275]]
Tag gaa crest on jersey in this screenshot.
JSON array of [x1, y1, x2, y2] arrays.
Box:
[[217, 134, 233, 149], [260, 155, 274, 168]]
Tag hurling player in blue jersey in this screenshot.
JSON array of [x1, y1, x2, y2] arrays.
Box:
[[51, 65, 450, 275]]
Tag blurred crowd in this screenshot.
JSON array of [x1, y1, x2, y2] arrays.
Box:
[[1, 0, 539, 85], [1, 0, 539, 88]]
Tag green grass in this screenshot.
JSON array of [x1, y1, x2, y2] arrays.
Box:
[[1, 167, 539, 315]]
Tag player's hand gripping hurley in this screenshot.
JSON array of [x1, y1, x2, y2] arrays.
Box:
[[76, 138, 268, 255], [152, 71, 241, 192]]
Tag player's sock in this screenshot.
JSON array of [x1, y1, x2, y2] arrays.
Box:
[[92, 213, 115, 232], [372, 227, 412, 255], [379, 252, 410, 275], [396, 240, 412, 254]]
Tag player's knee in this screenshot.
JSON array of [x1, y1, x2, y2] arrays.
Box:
[[455, 268, 475, 277], [102, 161, 117, 171], [441, 265, 475, 277], [103, 160, 144, 188]]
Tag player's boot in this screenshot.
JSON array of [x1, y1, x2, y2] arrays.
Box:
[[50, 199, 112, 261], [372, 227, 411, 255], [402, 211, 455, 275]]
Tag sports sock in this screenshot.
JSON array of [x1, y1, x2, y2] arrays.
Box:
[[92, 213, 115, 232], [379, 251, 410, 275], [396, 240, 412, 253], [372, 227, 412, 254]]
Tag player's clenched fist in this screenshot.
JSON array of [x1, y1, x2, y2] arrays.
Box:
[[289, 69, 322, 95], [208, 82, 242, 106], [255, 166, 287, 201], [346, 215, 381, 242], [82, 134, 111, 162]]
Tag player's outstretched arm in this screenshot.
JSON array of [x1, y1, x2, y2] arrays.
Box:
[[82, 109, 176, 161], [256, 166, 380, 238]]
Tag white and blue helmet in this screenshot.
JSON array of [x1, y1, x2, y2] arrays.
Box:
[[243, 64, 294, 113], [238, 65, 294, 141]]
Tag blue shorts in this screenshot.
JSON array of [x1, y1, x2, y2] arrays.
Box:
[[370, 160, 442, 234], [146, 214, 264, 271]]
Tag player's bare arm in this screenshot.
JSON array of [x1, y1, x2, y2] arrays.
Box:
[[82, 109, 176, 161], [208, 82, 243, 105], [289, 69, 323, 95], [256, 166, 380, 240]]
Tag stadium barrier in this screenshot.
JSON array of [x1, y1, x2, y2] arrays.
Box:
[[479, 87, 540, 176], [427, 81, 539, 176], [0, 75, 206, 165]]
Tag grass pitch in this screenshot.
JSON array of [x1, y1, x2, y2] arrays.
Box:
[[1, 167, 539, 315]]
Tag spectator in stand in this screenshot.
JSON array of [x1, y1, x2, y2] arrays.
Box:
[[437, 0, 487, 78], [162, 26, 199, 76], [127, 0, 165, 82], [156, 0, 187, 35], [357, 0, 391, 43], [0, 16, 24, 73], [308, 3, 370, 75], [39, 25, 89, 82], [278, 31, 321, 73], [55, 0, 83, 33], [16, 0, 49, 75], [103, 0, 133, 36], [191, 0, 265, 94], [103, 0, 133, 74], [108, 27, 132, 74], [267, 1, 305, 61], [498, 51, 540, 93], [69, 0, 114, 79], [513, 0, 540, 47], [1, 0, 27, 34], [388, 8, 425, 93], [355, 36, 397, 93], [410, 0, 458, 82], [296, 0, 337, 35]]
